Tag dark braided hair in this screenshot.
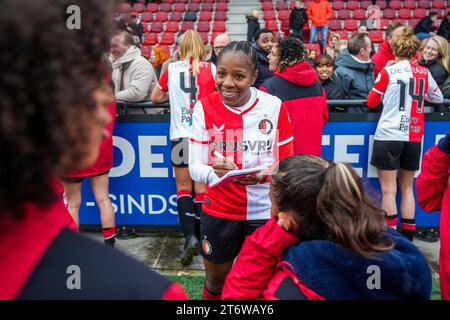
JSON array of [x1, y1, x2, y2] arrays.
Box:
[[277, 37, 307, 72], [0, 0, 115, 218], [217, 41, 259, 73]]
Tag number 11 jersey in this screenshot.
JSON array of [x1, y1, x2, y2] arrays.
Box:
[[370, 60, 442, 142], [157, 60, 216, 140]]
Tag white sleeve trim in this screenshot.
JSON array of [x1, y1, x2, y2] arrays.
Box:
[[277, 136, 294, 147]]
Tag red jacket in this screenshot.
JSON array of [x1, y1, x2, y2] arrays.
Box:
[[416, 146, 450, 300], [371, 40, 394, 79], [307, 0, 333, 27], [260, 62, 328, 156]]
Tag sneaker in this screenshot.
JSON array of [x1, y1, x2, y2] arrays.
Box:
[[180, 236, 199, 266]]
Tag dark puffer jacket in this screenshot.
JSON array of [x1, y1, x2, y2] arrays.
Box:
[[251, 42, 273, 88]]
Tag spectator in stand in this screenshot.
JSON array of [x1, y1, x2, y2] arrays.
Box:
[[314, 54, 346, 110], [251, 29, 276, 88], [111, 31, 157, 103], [261, 37, 328, 157], [129, 14, 144, 44], [357, 23, 375, 57], [150, 47, 169, 79], [325, 33, 341, 59], [438, 12, 450, 40], [414, 12, 439, 40], [246, 9, 260, 43], [334, 33, 374, 112], [419, 35, 450, 87], [371, 23, 405, 78], [443, 76, 450, 99], [307, 0, 333, 53], [210, 33, 232, 65], [417, 132, 450, 300], [289, 1, 308, 41]]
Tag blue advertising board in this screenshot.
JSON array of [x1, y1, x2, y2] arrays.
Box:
[[79, 117, 449, 227]]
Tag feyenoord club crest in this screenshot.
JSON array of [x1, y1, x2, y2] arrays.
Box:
[[258, 119, 273, 135], [202, 237, 213, 256]]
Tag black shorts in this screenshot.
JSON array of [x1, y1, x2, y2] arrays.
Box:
[[171, 138, 189, 168], [371, 140, 422, 171], [59, 170, 110, 184], [199, 211, 268, 264]]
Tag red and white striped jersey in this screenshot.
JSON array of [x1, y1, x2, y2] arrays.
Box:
[[368, 60, 443, 142], [157, 60, 216, 140], [189, 89, 294, 221]]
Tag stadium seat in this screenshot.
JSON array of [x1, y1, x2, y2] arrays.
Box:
[[414, 8, 427, 19], [383, 9, 396, 19], [197, 21, 210, 33], [155, 12, 169, 22], [360, 1, 373, 9], [262, 2, 274, 11], [133, 3, 145, 13], [165, 21, 179, 33], [388, 0, 402, 9], [328, 19, 342, 31], [404, 0, 416, 9], [338, 11, 351, 20], [278, 10, 290, 21], [280, 20, 290, 32], [199, 11, 212, 22], [216, 3, 228, 12], [141, 45, 152, 59], [336, 30, 349, 40], [408, 19, 420, 28], [143, 33, 158, 45], [353, 9, 366, 20], [146, 3, 158, 13], [170, 12, 183, 22], [165, 0, 176, 3], [118, 3, 131, 13], [263, 11, 276, 21], [344, 20, 358, 31], [150, 22, 163, 33], [375, 1, 387, 9], [173, 3, 186, 13], [305, 43, 320, 54], [184, 11, 197, 22], [276, 1, 288, 11], [433, 0, 446, 9], [393, 19, 407, 25], [346, 1, 359, 10], [142, 22, 148, 33], [199, 32, 208, 45], [332, 1, 344, 10], [204, 0, 215, 3], [201, 3, 214, 12], [189, 0, 201, 3], [215, 12, 227, 21], [265, 20, 279, 32], [159, 3, 172, 13], [160, 32, 175, 45], [181, 21, 195, 32], [379, 19, 390, 30], [369, 30, 384, 43], [418, 0, 431, 8], [141, 12, 153, 22], [212, 21, 226, 33], [398, 9, 412, 19], [187, 3, 200, 12]]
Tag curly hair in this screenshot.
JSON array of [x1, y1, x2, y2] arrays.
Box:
[[0, 0, 115, 218], [151, 47, 169, 68], [276, 37, 307, 72], [392, 26, 420, 60]]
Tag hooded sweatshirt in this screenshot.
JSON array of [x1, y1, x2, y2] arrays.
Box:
[[260, 62, 328, 156], [371, 40, 394, 79], [112, 46, 157, 102]]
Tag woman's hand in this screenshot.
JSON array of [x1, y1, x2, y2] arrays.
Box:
[[233, 174, 267, 185], [212, 155, 237, 178]]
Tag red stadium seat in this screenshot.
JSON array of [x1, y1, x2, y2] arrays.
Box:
[[276, 1, 288, 11], [378, 19, 390, 30], [173, 3, 186, 13], [190, 0, 201, 3], [338, 10, 351, 20], [141, 45, 152, 59], [201, 3, 214, 12], [164, 0, 175, 3], [150, 22, 163, 33], [133, 3, 145, 13], [346, 1, 359, 10], [215, 11, 227, 21], [433, 0, 446, 9], [383, 9, 396, 19], [404, 1, 416, 9], [142, 22, 148, 33], [155, 12, 169, 22], [418, 0, 430, 8], [262, 2, 274, 11], [199, 11, 212, 22], [278, 10, 290, 21], [265, 20, 279, 32], [141, 12, 153, 22], [328, 19, 342, 31], [388, 0, 402, 9], [165, 21, 179, 33], [160, 32, 175, 45], [414, 8, 427, 19], [369, 30, 384, 43], [360, 1, 373, 9], [204, 0, 215, 3], [263, 11, 276, 21], [336, 30, 349, 40], [143, 33, 158, 45], [332, 1, 344, 10], [216, 3, 228, 12], [344, 20, 358, 31], [212, 21, 226, 33], [375, 1, 387, 9], [197, 21, 210, 33], [305, 43, 320, 54], [281, 20, 290, 32], [170, 12, 183, 21], [398, 9, 412, 19], [409, 19, 420, 28], [175, 0, 187, 3], [159, 3, 172, 13], [393, 19, 407, 25], [199, 33, 208, 45], [181, 21, 195, 32], [146, 3, 158, 13], [353, 9, 366, 20], [118, 3, 131, 13], [187, 3, 200, 12]]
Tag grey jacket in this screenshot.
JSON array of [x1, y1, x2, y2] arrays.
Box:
[[334, 49, 375, 112]]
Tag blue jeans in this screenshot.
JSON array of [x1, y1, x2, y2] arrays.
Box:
[[415, 32, 432, 40], [310, 25, 328, 51]]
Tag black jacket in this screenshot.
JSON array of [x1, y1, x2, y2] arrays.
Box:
[[246, 15, 260, 42], [438, 18, 450, 40], [414, 16, 437, 34], [251, 42, 273, 88], [419, 59, 450, 87], [321, 76, 346, 112], [289, 8, 308, 32]]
